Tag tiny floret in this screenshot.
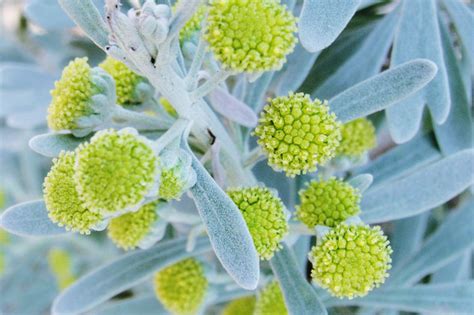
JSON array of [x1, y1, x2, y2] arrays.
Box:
[[297, 178, 360, 228], [309, 224, 392, 299], [48, 248, 76, 290], [75, 129, 158, 215], [158, 149, 196, 201], [254, 281, 288, 315], [227, 186, 288, 260], [254, 93, 341, 177], [154, 258, 208, 315], [107, 201, 159, 250], [205, 0, 297, 73], [222, 296, 256, 315], [43, 151, 102, 234], [337, 118, 376, 157]]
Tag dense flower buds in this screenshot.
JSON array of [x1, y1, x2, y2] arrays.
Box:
[[158, 149, 196, 201], [205, 0, 297, 73], [337, 118, 376, 157], [296, 178, 361, 228], [43, 151, 102, 234], [227, 186, 288, 259], [107, 201, 160, 250], [48, 248, 76, 290], [309, 224, 392, 299], [75, 129, 159, 215], [222, 296, 256, 315], [175, 1, 207, 41], [254, 93, 341, 177], [254, 281, 288, 315], [154, 258, 208, 315]]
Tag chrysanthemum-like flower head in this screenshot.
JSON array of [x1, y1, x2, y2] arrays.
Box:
[[43, 151, 102, 234], [309, 223, 392, 299], [75, 128, 159, 215], [48, 248, 76, 290], [254, 92, 341, 177], [158, 149, 196, 201], [337, 118, 376, 157], [107, 201, 161, 250], [205, 0, 297, 73], [254, 281, 288, 315], [154, 258, 208, 315], [174, 0, 207, 42], [222, 296, 256, 315], [227, 186, 288, 260], [297, 178, 360, 228], [47, 57, 115, 134]]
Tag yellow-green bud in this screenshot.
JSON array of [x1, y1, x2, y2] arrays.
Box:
[[75, 129, 159, 215], [154, 258, 208, 315], [337, 118, 376, 157], [222, 296, 256, 315], [296, 178, 360, 228], [205, 0, 297, 73], [107, 201, 160, 250], [48, 248, 76, 290], [227, 186, 288, 260], [158, 149, 196, 201], [254, 93, 341, 177], [43, 151, 102, 234], [254, 281, 288, 315], [310, 224, 392, 299], [174, 1, 207, 42]]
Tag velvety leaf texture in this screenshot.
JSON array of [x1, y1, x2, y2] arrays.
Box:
[[29, 133, 90, 158]]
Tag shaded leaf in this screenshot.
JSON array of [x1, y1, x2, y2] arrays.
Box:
[[29, 133, 90, 157], [92, 295, 166, 315]]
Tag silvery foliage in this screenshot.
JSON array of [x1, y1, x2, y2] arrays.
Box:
[[0, 0, 473, 314]]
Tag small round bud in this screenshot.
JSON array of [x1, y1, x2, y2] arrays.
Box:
[[254, 93, 341, 177], [107, 201, 160, 250], [254, 281, 288, 315], [205, 0, 297, 73], [75, 129, 159, 215], [174, 0, 207, 42], [337, 118, 376, 157], [43, 151, 102, 234], [158, 149, 196, 201], [154, 258, 208, 315], [296, 178, 360, 228], [309, 224, 392, 299], [222, 296, 256, 315], [227, 186, 288, 260], [48, 248, 76, 290]]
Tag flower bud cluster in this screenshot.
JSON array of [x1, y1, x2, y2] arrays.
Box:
[[337, 118, 376, 157], [48, 248, 76, 290], [222, 296, 256, 315], [254, 281, 288, 315]]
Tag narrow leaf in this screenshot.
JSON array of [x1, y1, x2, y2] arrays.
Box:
[[270, 244, 327, 315], [432, 253, 472, 284], [330, 59, 437, 123], [25, 0, 75, 30], [360, 149, 474, 223], [92, 295, 166, 315], [29, 133, 90, 157], [208, 88, 258, 127], [0, 200, 68, 236], [347, 174, 373, 193], [299, 0, 360, 52], [52, 237, 211, 315]]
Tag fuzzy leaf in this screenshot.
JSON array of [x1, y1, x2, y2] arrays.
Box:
[[208, 88, 258, 127], [347, 174, 373, 193], [0, 200, 68, 236], [330, 59, 437, 123], [52, 237, 211, 315], [270, 244, 327, 315], [29, 133, 90, 157], [92, 295, 166, 315], [299, 0, 360, 52], [25, 0, 75, 30], [360, 150, 474, 223]]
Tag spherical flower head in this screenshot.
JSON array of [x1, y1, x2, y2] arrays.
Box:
[[227, 186, 288, 260], [254, 93, 341, 177], [48, 248, 76, 290], [309, 224, 392, 299], [337, 118, 376, 157], [222, 296, 256, 315], [107, 201, 159, 250], [296, 178, 360, 228], [154, 258, 208, 315], [254, 281, 288, 315], [99, 56, 143, 106], [174, 0, 207, 42], [205, 0, 297, 73], [75, 129, 159, 215], [43, 151, 102, 234], [158, 149, 196, 201]]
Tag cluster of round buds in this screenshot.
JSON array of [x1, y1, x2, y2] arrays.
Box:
[[154, 258, 208, 315], [227, 186, 288, 260], [337, 118, 376, 157], [205, 0, 297, 73], [296, 178, 361, 228], [43, 151, 102, 234], [309, 223, 392, 299], [222, 296, 256, 315], [254, 281, 288, 315], [173, 0, 207, 42], [136, 0, 171, 50], [158, 149, 196, 201], [75, 128, 159, 216], [48, 248, 76, 290], [254, 93, 342, 177]]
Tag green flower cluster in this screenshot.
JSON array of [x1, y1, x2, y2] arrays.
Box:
[[297, 178, 361, 228], [228, 186, 288, 259], [337, 118, 376, 157], [254, 281, 288, 315], [222, 296, 256, 315], [158, 149, 196, 201], [309, 224, 392, 299], [48, 248, 76, 290], [174, 0, 207, 42]]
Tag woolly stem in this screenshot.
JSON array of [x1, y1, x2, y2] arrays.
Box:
[[109, 105, 173, 131]]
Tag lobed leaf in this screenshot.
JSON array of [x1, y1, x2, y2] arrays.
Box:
[[29, 133, 90, 157]]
